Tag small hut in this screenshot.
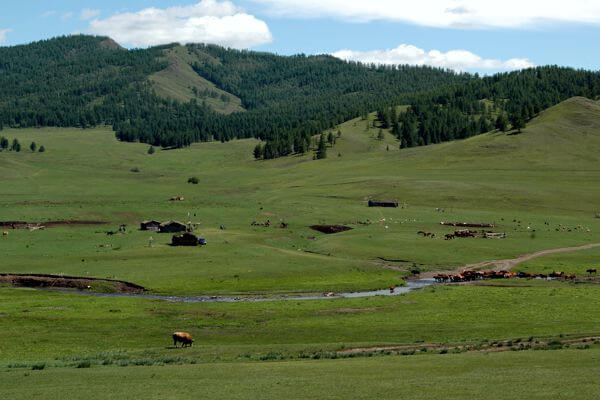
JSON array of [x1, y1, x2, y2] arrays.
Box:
[[159, 221, 187, 233], [140, 220, 161, 231], [368, 200, 399, 208], [172, 232, 201, 246]]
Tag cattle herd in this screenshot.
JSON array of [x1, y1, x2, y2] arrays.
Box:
[[431, 269, 592, 283]]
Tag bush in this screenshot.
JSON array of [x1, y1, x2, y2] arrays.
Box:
[[38, 145, 45, 153], [31, 363, 46, 370], [76, 360, 91, 368], [147, 146, 155, 155], [410, 264, 421, 275], [130, 167, 140, 173], [187, 176, 199, 184]]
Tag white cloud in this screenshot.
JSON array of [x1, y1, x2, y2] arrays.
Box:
[[42, 11, 57, 18], [253, 0, 600, 28], [332, 44, 534, 71], [61, 12, 74, 21], [80, 9, 101, 21], [0, 29, 9, 44], [89, 0, 272, 48]]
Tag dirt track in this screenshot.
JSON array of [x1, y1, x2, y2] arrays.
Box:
[[422, 242, 600, 278]]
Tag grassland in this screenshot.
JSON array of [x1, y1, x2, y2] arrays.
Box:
[[1, 282, 598, 363], [148, 45, 244, 114], [2, 97, 600, 294], [2, 97, 600, 398], [2, 349, 599, 400]]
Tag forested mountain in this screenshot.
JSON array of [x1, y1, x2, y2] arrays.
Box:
[[1, 35, 600, 157], [389, 67, 600, 148], [0, 35, 467, 149]]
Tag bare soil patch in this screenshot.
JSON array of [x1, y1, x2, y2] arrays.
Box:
[[440, 222, 495, 228], [310, 225, 353, 234], [0, 273, 145, 293], [0, 220, 108, 229]]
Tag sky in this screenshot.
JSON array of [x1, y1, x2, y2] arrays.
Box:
[[0, 0, 599, 73]]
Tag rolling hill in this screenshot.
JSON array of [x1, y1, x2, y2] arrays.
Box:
[[1, 96, 599, 294], [2, 35, 600, 154]]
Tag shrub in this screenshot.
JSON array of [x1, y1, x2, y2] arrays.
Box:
[[76, 360, 91, 368], [38, 145, 45, 153], [410, 264, 421, 275], [130, 167, 140, 173], [187, 176, 199, 184], [31, 363, 46, 370], [147, 146, 155, 155]]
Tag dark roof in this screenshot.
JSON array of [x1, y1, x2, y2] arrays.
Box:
[[160, 220, 186, 227]]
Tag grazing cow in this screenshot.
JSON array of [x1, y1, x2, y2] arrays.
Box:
[[445, 234, 455, 240], [2, 231, 7, 236], [172, 331, 194, 348], [587, 268, 597, 276]]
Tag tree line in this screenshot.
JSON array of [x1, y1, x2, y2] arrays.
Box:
[[0, 137, 45, 153], [387, 66, 600, 148], [1, 36, 600, 160]]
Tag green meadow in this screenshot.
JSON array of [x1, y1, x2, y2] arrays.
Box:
[[2, 97, 600, 398], [2, 349, 599, 400], [2, 97, 600, 294]]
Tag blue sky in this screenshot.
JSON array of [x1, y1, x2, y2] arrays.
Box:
[[0, 0, 598, 73]]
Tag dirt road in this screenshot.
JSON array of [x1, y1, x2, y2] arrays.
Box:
[[422, 242, 600, 278]]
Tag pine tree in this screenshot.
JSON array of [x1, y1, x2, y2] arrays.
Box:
[[316, 134, 327, 159], [253, 143, 263, 159], [327, 132, 335, 145], [495, 114, 509, 132], [38, 145, 46, 153], [30, 142, 37, 152], [0, 136, 8, 150], [510, 113, 526, 133], [147, 145, 155, 155], [11, 138, 20, 152]]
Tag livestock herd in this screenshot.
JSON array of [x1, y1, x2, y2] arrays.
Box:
[[431, 269, 596, 283]]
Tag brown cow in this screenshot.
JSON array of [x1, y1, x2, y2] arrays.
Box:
[[172, 331, 194, 348]]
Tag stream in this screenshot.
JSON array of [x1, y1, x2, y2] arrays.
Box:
[[55, 279, 437, 303]]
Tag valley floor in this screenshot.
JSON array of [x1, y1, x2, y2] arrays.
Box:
[[2, 349, 599, 400], [2, 97, 600, 398]]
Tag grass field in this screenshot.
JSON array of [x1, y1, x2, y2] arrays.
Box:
[[2, 349, 599, 400], [1, 97, 600, 294], [148, 45, 245, 114], [1, 282, 598, 363], [2, 97, 600, 398]]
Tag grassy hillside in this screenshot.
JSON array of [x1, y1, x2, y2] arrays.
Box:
[[148, 46, 244, 114], [2, 97, 600, 399], [1, 97, 600, 295]]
